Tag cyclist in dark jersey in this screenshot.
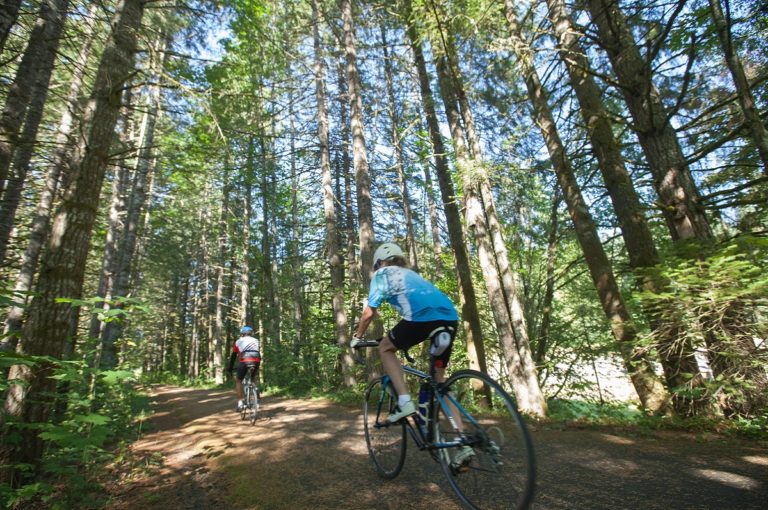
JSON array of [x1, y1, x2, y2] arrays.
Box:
[[228, 325, 261, 411]]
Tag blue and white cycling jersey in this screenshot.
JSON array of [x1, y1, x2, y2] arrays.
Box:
[[366, 266, 458, 322]]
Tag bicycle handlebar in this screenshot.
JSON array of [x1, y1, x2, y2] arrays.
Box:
[[352, 339, 382, 348]]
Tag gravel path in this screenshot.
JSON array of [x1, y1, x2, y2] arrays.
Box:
[[105, 386, 768, 510]]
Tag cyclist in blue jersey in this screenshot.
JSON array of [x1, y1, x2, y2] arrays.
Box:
[[351, 243, 462, 425]]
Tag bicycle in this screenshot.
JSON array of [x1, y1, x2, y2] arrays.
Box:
[[353, 339, 536, 510], [240, 363, 260, 425]]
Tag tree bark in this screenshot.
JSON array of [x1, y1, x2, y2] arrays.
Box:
[[259, 131, 277, 344], [1, 2, 98, 348], [0, 0, 21, 54], [211, 160, 229, 384], [335, 53, 356, 286], [545, 0, 703, 412], [313, 0, 355, 387], [420, 0, 546, 417], [586, 0, 713, 242], [100, 34, 168, 369], [1, 0, 146, 482], [380, 21, 418, 270], [536, 189, 559, 366], [403, 0, 489, 383], [340, 0, 376, 289], [0, 0, 68, 241], [240, 136, 255, 327]]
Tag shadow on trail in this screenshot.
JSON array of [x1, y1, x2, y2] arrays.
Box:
[[532, 428, 768, 509], [143, 385, 233, 432], [112, 387, 768, 510]]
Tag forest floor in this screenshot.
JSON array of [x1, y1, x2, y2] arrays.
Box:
[[103, 385, 768, 510]]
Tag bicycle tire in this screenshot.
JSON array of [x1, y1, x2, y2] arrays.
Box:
[[249, 384, 259, 425], [241, 383, 249, 421], [434, 369, 535, 510], [363, 377, 407, 479]]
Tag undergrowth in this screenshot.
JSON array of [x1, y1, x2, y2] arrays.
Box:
[[0, 353, 151, 509], [543, 398, 768, 439]]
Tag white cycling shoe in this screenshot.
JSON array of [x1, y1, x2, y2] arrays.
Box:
[[387, 400, 416, 423]]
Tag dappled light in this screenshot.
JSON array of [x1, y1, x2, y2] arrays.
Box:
[[103, 387, 768, 509], [743, 455, 768, 466], [692, 469, 761, 490], [1, 0, 767, 506], [598, 434, 636, 445]]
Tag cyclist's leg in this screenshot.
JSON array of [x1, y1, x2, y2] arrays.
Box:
[[235, 362, 247, 407], [236, 378, 244, 400], [430, 322, 461, 428], [379, 335, 407, 396]]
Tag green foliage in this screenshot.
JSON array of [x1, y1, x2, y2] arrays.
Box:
[[638, 235, 768, 417], [1, 354, 149, 509], [547, 398, 645, 425], [545, 397, 768, 438], [57, 296, 150, 326]]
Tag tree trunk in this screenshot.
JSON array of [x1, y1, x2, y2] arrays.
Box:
[[504, 0, 669, 414], [2, 3, 98, 348], [403, 0, 488, 383], [586, 0, 764, 413], [88, 159, 130, 345], [0, 0, 68, 243], [288, 105, 304, 356], [437, 52, 547, 417], [340, 0, 376, 289], [313, 0, 355, 387], [334, 54, 356, 283], [179, 272, 190, 377], [585, 0, 713, 242], [259, 132, 277, 344], [88, 86, 136, 348], [380, 21, 418, 270], [535, 189, 559, 366], [0, 0, 21, 54], [708, 0, 768, 173], [427, 0, 546, 417], [101, 35, 168, 368], [240, 136, 255, 327], [1, 0, 145, 483], [545, 0, 704, 412], [211, 166, 229, 384]]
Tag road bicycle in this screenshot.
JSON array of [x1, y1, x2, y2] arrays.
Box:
[[240, 363, 260, 425], [353, 339, 535, 510]]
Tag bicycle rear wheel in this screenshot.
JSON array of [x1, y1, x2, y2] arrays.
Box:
[[363, 377, 406, 479], [249, 385, 259, 425], [434, 370, 535, 510]]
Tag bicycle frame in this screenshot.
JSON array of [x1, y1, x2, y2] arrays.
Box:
[[375, 364, 475, 454]]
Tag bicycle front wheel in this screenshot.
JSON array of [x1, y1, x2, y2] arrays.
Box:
[[363, 377, 406, 479], [434, 370, 535, 510], [249, 385, 259, 425]]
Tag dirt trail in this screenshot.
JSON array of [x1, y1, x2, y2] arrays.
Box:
[[106, 386, 768, 510]]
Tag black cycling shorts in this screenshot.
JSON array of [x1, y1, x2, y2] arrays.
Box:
[[236, 361, 260, 381], [388, 319, 458, 368]]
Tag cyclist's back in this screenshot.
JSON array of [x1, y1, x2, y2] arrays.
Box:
[[228, 326, 261, 411]]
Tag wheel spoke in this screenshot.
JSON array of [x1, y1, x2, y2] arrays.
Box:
[[363, 378, 406, 479], [434, 370, 535, 510]]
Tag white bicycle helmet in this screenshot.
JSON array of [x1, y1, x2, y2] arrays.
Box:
[[373, 242, 405, 269]]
